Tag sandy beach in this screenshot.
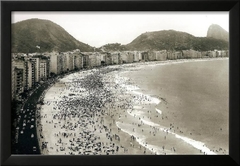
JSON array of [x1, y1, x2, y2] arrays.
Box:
[[36, 58, 229, 155], [36, 67, 154, 155]]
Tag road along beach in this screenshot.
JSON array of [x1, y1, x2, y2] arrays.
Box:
[[36, 58, 229, 155]]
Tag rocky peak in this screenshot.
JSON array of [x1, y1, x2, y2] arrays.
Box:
[[207, 24, 229, 42]]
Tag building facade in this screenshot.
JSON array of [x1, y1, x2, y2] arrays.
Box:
[[31, 57, 40, 83], [26, 59, 35, 89], [39, 58, 48, 81], [74, 53, 83, 70]]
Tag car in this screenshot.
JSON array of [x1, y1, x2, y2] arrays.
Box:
[[31, 134, 34, 138], [20, 131, 24, 134], [33, 146, 37, 152], [30, 125, 34, 129], [31, 118, 34, 122], [23, 123, 26, 127]]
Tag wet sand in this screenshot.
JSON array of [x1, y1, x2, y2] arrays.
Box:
[[37, 58, 229, 155]]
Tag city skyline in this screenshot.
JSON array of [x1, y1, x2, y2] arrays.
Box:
[[12, 12, 229, 47]]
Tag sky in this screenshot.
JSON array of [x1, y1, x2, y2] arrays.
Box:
[[12, 12, 229, 48]]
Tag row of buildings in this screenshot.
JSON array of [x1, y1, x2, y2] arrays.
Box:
[[12, 55, 49, 101], [12, 49, 229, 101]]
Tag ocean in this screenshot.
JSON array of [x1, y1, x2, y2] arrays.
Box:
[[116, 58, 229, 154]]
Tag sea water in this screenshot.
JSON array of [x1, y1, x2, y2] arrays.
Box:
[[114, 58, 229, 155]]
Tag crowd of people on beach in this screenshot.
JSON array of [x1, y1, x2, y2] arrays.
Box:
[[35, 67, 151, 155], [35, 63, 228, 155]]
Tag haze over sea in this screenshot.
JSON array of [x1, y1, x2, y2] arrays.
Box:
[[39, 58, 229, 155]]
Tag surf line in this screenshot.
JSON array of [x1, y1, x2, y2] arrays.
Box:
[[140, 118, 216, 155], [155, 108, 162, 114], [119, 111, 216, 155], [116, 121, 163, 155]]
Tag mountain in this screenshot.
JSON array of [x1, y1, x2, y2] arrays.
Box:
[[125, 30, 229, 51], [207, 24, 229, 42], [12, 18, 94, 53]]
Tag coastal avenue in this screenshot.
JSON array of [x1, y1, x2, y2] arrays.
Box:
[[15, 81, 51, 154]]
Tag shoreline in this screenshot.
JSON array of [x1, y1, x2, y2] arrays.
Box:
[[118, 57, 229, 155], [36, 57, 228, 155]]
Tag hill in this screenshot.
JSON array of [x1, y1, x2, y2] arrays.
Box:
[[99, 43, 127, 52], [207, 24, 229, 42], [12, 18, 94, 53], [125, 30, 229, 51]]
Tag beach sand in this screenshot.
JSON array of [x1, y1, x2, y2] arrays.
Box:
[[36, 67, 154, 155], [36, 58, 229, 155]]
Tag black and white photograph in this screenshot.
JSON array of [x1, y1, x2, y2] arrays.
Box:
[[10, 11, 231, 156]]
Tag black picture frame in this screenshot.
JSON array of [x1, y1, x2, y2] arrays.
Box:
[[1, 0, 239, 165]]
